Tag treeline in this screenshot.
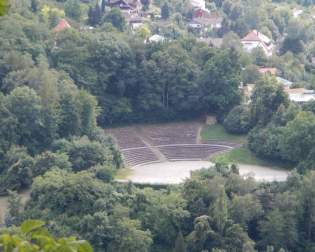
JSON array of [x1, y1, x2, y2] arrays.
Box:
[[0, 14, 124, 194], [4, 163, 315, 252], [51, 29, 242, 125], [0, 10, 242, 126], [0, 82, 122, 193], [223, 76, 315, 171], [0, 5, 243, 192]]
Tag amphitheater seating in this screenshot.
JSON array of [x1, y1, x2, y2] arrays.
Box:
[[141, 122, 200, 145], [108, 127, 146, 150], [158, 145, 229, 160], [202, 140, 242, 148], [122, 148, 159, 167], [108, 122, 239, 168]]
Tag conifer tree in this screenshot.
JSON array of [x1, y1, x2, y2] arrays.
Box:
[[88, 6, 95, 25], [94, 3, 102, 25], [161, 2, 170, 19], [101, 0, 106, 13], [212, 186, 228, 234], [31, 0, 39, 12]]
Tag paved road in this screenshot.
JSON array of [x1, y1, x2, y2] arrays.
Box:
[[124, 161, 289, 184]]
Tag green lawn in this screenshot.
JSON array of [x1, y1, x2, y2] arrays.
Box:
[[202, 124, 290, 169], [211, 147, 291, 169], [201, 124, 247, 144], [115, 168, 133, 180]]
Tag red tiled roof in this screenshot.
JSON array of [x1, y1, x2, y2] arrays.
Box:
[[53, 19, 71, 33], [284, 88, 306, 94], [242, 30, 261, 42]]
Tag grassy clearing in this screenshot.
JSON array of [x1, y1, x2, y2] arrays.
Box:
[[202, 124, 291, 169], [201, 124, 247, 143], [211, 147, 291, 169], [115, 168, 133, 180]]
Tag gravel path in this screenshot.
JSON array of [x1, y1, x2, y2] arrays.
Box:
[[124, 161, 289, 184]]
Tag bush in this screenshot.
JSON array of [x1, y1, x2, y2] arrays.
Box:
[[0, 146, 34, 195], [0, 220, 93, 251], [223, 105, 252, 134], [94, 165, 115, 183], [32, 151, 71, 177], [52, 137, 113, 172], [248, 125, 284, 160]]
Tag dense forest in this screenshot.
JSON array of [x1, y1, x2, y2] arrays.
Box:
[[1, 0, 315, 251]]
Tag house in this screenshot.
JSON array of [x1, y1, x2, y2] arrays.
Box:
[[53, 19, 71, 33], [129, 17, 144, 30], [189, 12, 222, 33], [276, 77, 293, 88], [190, 0, 206, 10], [258, 67, 277, 75], [107, 0, 140, 20], [195, 13, 222, 30], [241, 30, 274, 57], [284, 88, 315, 103], [107, 0, 139, 10], [188, 21, 203, 31], [193, 8, 211, 19]]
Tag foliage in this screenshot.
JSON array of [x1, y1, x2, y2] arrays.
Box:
[[250, 77, 289, 126], [0, 220, 93, 251], [2, 1, 315, 251], [200, 49, 242, 116], [103, 8, 126, 32], [223, 105, 252, 134], [0, 0, 7, 16], [65, 0, 82, 21]]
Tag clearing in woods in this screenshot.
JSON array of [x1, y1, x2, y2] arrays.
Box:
[[107, 121, 289, 183]]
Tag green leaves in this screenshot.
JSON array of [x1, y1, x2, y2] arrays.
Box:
[[0, 0, 7, 16], [21, 220, 45, 234], [0, 220, 94, 252]]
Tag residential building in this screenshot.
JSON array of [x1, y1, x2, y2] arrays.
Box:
[[190, 0, 206, 10], [107, 0, 139, 10], [284, 87, 315, 103], [189, 11, 222, 34], [276, 77, 293, 88], [129, 17, 144, 30], [108, 0, 140, 20], [53, 19, 71, 33], [241, 30, 274, 57]]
